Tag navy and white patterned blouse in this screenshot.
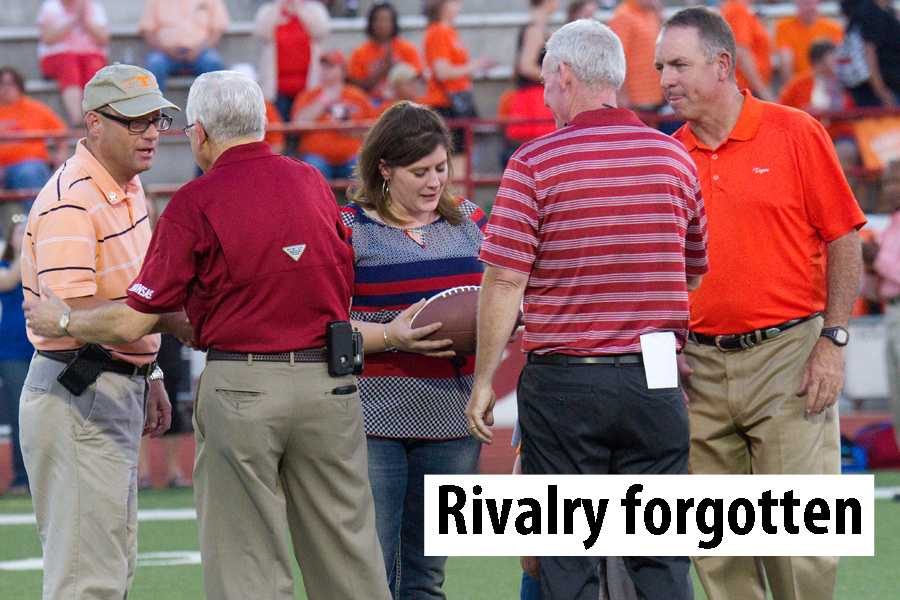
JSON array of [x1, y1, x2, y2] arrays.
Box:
[[341, 199, 487, 439]]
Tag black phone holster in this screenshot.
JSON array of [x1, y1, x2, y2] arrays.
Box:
[[326, 321, 364, 377]]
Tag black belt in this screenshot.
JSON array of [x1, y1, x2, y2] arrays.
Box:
[[37, 349, 156, 377], [527, 352, 643, 366], [688, 312, 821, 352], [207, 348, 327, 363]]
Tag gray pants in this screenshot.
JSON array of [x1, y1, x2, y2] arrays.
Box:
[[19, 353, 147, 600]]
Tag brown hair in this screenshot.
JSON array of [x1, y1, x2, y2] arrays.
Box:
[[351, 101, 462, 226], [0, 66, 25, 94], [423, 0, 449, 23], [2, 213, 26, 263]]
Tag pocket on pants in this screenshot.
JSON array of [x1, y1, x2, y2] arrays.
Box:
[[215, 388, 264, 411]]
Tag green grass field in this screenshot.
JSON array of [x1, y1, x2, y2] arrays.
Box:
[[2, 473, 898, 599]]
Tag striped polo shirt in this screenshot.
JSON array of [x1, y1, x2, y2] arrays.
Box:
[[22, 139, 160, 365], [480, 108, 708, 355]]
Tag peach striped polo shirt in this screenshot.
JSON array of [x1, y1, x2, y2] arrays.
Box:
[[22, 139, 160, 365]]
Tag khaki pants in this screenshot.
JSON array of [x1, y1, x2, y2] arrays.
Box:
[[685, 317, 840, 600], [886, 304, 900, 447], [193, 360, 390, 600], [19, 353, 146, 600]]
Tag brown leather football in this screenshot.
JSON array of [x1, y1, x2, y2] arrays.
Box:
[[409, 286, 481, 354]]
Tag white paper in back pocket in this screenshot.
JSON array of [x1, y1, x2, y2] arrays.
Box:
[[639, 331, 678, 389]]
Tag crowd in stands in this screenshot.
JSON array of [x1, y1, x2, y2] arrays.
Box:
[[2, 0, 900, 201]]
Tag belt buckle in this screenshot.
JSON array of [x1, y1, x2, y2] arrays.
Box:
[[714, 335, 730, 352], [763, 327, 781, 340]]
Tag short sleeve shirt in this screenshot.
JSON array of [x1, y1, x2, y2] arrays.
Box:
[[481, 108, 708, 354], [125, 142, 354, 352], [37, 0, 108, 58], [0, 96, 66, 167], [773, 16, 843, 76], [422, 23, 471, 108], [292, 84, 376, 165], [22, 140, 159, 364], [721, 0, 773, 88], [138, 0, 230, 54], [673, 91, 867, 335], [348, 37, 423, 100]]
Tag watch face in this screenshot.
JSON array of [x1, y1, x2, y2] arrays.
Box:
[[824, 327, 849, 345]]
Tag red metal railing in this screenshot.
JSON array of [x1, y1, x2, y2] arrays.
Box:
[[1, 106, 897, 204]]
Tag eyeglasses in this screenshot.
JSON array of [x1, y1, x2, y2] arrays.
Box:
[[182, 123, 197, 137], [96, 110, 173, 134]]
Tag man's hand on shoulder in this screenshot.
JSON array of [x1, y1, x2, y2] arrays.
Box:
[[797, 337, 844, 415]]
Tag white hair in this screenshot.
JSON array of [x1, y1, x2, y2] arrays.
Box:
[[186, 71, 266, 143], [544, 19, 626, 90]]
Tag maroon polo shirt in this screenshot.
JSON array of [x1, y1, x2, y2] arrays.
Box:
[[125, 142, 354, 352]]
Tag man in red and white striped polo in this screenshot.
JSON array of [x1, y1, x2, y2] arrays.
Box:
[[466, 19, 708, 600]]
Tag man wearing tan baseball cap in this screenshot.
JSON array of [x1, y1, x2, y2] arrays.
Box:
[[20, 64, 189, 599]]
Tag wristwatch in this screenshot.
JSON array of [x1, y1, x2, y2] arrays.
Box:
[[58, 310, 71, 336], [148, 365, 165, 382], [820, 326, 849, 347]]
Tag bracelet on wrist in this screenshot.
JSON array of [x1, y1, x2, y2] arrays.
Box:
[[383, 324, 397, 352]]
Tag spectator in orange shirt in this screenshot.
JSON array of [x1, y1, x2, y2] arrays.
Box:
[[292, 50, 376, 179], [0, 67, 67, 207], [349, 2, 423, 104], [139, 0, 229, 92], [37, 0, 109, 126], [422, 0, 495, 150], [567, 0, 598, 22], [780, 40, 853, 112], [774, 0, 842, 81], [255, 0, 331, 121], [609, 0, 665, 111], [720, 0, 774, 100]]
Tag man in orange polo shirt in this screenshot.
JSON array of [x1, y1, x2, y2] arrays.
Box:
[[608, 0, 665, 111], [656, 9, 865, 600], [20, 64, 185, 599], [720, 0, 773, 100]]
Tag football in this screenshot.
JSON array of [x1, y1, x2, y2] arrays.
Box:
[[410, 285, 481, 354]]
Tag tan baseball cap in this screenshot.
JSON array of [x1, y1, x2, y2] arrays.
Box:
[[82, 64, 180, 117]]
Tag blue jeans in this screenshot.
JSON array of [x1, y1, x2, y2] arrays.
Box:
[[0, 359, 31, 488], [145, 48, 225, 91], [299, 154, 356, 180], [367, 435, 481, 599], [4, 159, 51, 211], [520, 572, 541, 599]]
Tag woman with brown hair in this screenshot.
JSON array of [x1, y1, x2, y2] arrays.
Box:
[[341, 101, 486, 598]]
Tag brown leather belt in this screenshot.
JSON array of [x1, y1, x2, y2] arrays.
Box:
[[688, 312, 821, 352], [207, 348, 327, 363]]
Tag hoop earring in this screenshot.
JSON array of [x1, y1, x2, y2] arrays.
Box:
[[382, 179, 391, 206]]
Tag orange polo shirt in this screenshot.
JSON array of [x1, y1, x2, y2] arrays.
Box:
[[774, 16, 842, 77], [673, 91, 866, 335], [721, 0, 773, 90], [292, 84, 376, 165], [348, 37, 423, 99], [608, 0, 663, 108], [0, 96, 66, 167], [22, 140, 160, 364], [422, 22, 471, 108]]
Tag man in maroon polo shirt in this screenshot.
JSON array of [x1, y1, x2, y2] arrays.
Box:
[[466, 20, 708, 599], [24, 71, 391, 600]]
